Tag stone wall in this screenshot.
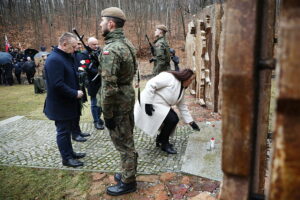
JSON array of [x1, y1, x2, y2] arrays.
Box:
[[185, 3, 225, 113]]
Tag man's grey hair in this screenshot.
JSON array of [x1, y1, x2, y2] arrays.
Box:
[[88, 37, 98, 44], [59, 32, 77, 45]]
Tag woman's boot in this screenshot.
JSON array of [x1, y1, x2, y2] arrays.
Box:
[[161, 143, 177, 154], [156, 134, 162, 147]]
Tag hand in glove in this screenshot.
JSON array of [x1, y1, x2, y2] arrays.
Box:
[[190, 121, 200, 131], [145, 104, 155, 116], [104, 118, 116, 130]]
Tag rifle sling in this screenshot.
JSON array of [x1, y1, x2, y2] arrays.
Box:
[[120, 40, 141, 105]]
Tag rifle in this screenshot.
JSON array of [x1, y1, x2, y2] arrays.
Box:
[[72, 28, 99, 69], [145, 34, 155, 56]]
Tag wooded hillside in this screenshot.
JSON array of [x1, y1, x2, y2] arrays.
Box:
[[0, 0, 223, 55]]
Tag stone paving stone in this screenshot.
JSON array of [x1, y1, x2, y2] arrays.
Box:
[[0, 117, 191, 174]]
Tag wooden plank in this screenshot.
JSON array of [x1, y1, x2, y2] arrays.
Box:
[[268, 1, 300, 199], [222, 0, 258, 176]]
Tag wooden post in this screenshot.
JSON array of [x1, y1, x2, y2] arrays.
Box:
[[267, 0, 300, 199], [220, 0, 259, 199]]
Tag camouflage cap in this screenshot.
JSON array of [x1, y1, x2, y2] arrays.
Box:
[[156, 24, 168, 32], [101, 7, 126, 21]]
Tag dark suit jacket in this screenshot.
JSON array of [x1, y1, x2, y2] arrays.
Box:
[[44, 47, 79, 121], [80, 50, 101, 97]]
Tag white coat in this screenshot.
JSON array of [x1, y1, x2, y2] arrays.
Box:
[[134, 72, 193, 137]]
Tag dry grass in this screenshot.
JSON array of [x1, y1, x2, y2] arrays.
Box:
[[0, 84, 94, 122], [0, 166, 90, 200]]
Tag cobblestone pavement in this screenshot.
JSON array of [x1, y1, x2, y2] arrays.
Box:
[[0, 117, 194, 174]]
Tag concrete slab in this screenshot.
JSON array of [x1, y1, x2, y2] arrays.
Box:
[[0, 116, 24, 127], [181, 121, 223, 181]]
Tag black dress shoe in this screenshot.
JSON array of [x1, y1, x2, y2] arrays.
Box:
[[72, 135, 87, 142], [114, 173, 122, 183], [72, 152, 86, 159], [161, 144, 177, 154], [80, 132, 91, 137], [106, 180, 137, 196], [94, 122, 105, 130], [62, 158, 84, 167]]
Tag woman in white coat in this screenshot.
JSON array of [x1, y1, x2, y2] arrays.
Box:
[[134, 69, 200, 154]]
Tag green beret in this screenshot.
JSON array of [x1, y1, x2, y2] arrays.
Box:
[[156, 25, 168, 32], [101, 7, 126, 21]]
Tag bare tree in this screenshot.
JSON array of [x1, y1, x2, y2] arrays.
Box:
[[0, 0, 214, 50]]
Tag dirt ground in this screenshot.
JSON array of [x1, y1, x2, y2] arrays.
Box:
[[85, 172, 220, 200]]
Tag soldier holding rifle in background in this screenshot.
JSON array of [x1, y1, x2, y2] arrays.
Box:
[[73, 29, 105, 131], [147, 25, 171, 75]]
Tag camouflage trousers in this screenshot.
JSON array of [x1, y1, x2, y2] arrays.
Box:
[[33, 76, 45, 94], [109, 111, 138, 183]]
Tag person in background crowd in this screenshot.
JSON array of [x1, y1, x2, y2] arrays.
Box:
[[170, 48, 180, 71], [70, 40, 91, 143], [22, 57, 36, 84], [14, 58, 23, 84], [80, 37, 104, 130], [3, 62, 14, 86]]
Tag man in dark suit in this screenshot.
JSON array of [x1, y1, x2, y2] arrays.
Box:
[[44, 32, 86, 168]]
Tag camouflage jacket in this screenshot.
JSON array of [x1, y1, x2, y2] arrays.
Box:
[[98, 28, 137, 119], [153, 36, 171, 75], [35, 58, 45, 78]]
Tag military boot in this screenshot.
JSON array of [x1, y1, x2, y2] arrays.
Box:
[[106, 180, 137, 196], [114, 173, 122, 183]]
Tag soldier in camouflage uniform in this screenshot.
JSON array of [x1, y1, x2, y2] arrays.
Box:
[[150, 24, 171, 75], [98, 7, 138, 196], [33, 54, 47, 93]]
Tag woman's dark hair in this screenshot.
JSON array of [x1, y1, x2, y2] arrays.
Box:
[[168, 69, 194, 81]]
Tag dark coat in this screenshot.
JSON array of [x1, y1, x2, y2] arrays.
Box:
[[4, 63, 14, 78], [73, 51, 88, 103], [22, 61, 36, 74], [44, 47, 79, 121], [73, 51, 85, 69], [14, 62, 23, 74], [80, 50, 101, 97], [171, 55, 180, 71]]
